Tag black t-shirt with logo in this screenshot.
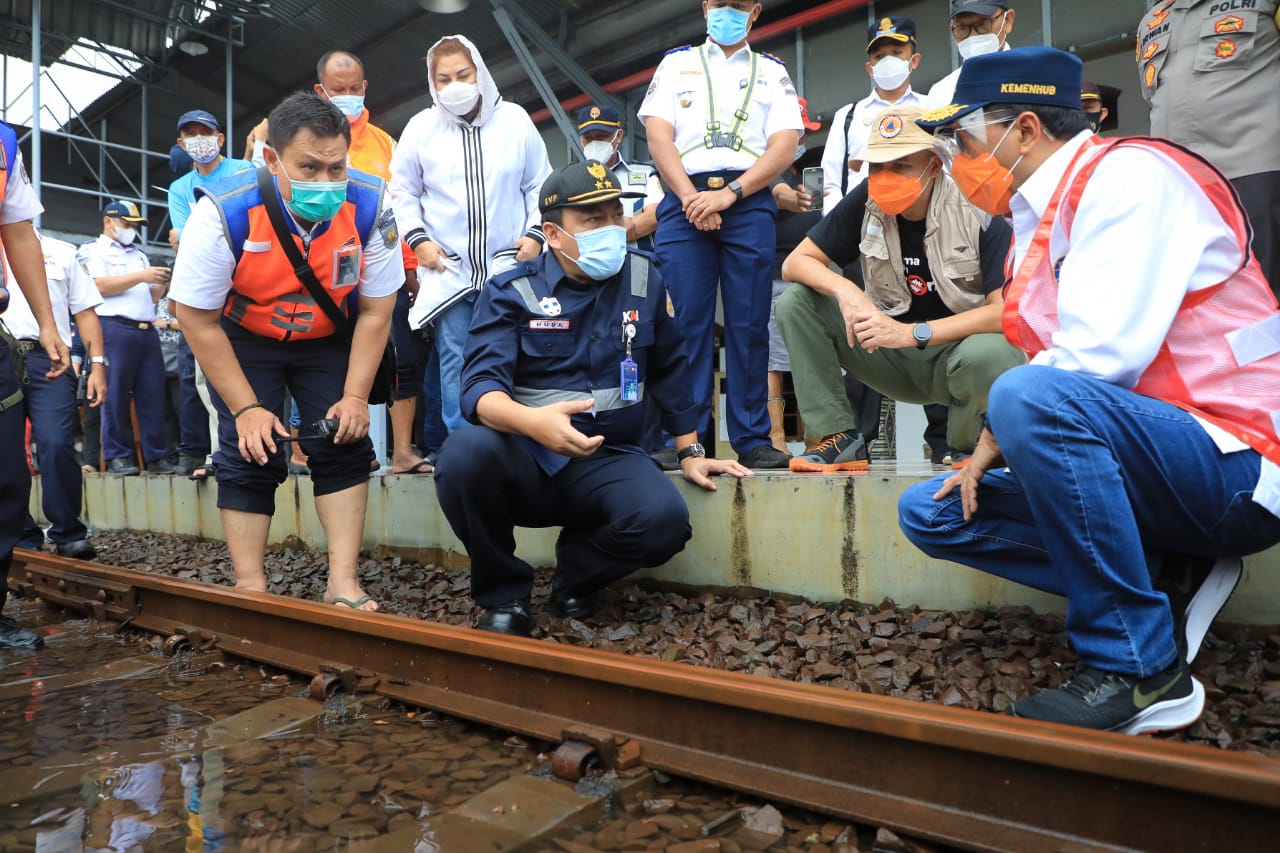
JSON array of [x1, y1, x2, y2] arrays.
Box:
[[806, 182, 1012, 321]]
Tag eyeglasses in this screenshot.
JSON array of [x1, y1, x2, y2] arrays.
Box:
[[950, 11, 1006, 39]]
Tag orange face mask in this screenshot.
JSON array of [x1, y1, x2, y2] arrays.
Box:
[[868, 166, 934, 216], [949, 123, 1023, 216]]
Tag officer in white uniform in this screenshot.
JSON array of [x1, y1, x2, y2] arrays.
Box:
[[575, 104, 664, 251], [79, 201, 174, 475], [639, 0, 804, 469]]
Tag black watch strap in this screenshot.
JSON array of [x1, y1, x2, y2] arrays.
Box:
[[676, 443, 706, 462]]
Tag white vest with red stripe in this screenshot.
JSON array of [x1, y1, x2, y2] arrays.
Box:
[[1004, 135, 1280, 465]]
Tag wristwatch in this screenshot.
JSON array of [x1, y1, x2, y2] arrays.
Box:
[[90, 355, 109, 367], [676, 443, 706, 462], [912, 322, 933, 350], [727, 180, 744, 201]]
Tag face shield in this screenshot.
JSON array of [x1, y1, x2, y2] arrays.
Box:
[[931, 107, 1014, 168]]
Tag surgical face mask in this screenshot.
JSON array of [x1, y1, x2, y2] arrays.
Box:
[[327, 93, 365, 119], [872, 55, 912, 90], [437, 81, 480, 115], [556, 223, 628, 281], [949, 122, 1023, 216], [957, 29, 1003, 62], [279, 162, 348, 222], [582, 136, 618, 164], [868, 164, 935, 216], [707, 6, 751, 46], [113, 225, 138, 245], [182, 134, 221, 165]]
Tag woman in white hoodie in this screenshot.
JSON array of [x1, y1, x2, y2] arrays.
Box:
[[389, 35, 552, 433]]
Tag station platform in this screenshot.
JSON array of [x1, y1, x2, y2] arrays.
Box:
[[33, 465, 1280, 625]]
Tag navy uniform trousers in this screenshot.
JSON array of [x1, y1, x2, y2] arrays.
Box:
[[18, 349, 87, 548], [207, 321, 374, 515], [0, 342, 29, 607], [435, 427, 692, 607], [654, 184, 776, 456], [100, 317, 170, 464]]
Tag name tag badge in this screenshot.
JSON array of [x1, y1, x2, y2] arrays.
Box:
[[529, 318, 570, 330], [331, 244, 362, 290], [620, 357, 639, 402]]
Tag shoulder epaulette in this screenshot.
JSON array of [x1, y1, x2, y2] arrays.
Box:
[[490, 261, 539, 288], [665, 45, 692, 56], [760, 51, 787, 67]]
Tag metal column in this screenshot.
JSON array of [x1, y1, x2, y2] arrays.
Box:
[[491, 3, 582, 158], [31, 0, 42, 224], [224, 17, 234, 157]]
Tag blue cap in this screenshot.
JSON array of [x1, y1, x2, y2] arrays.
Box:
[[917, 46, 1084, 128], [575, 104, 622, 135], [867, 16, 916, 50], [176, 109, 220, 133], [949, 0, 1007, 17], [169, 143, 193, 178], [103, 200, 146, 222]]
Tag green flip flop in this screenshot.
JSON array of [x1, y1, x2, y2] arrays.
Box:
[[332, 595, 374, 609]]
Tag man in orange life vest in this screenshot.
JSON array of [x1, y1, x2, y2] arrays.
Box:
[[171, 94, 401, 611], [900, 47, 1280, 734], [0, 118, 72, 648]]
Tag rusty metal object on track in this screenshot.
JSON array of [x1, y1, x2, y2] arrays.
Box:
[[11, 549, 1280, 853]]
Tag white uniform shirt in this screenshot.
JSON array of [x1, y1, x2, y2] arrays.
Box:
[[925, 42, 1013, 109], [1010, 129, 1280, 516], [638, 40, 804, 175], [78, 234, 155, 322], [612, 157, 664, 217], [168, 194, 404, 311], [1, 149, 42, 224], [820, 86, 925, 213], [2, 233, 102, 344]]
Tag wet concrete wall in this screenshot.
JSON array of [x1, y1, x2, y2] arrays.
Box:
[[36, 472, 1280, 624]]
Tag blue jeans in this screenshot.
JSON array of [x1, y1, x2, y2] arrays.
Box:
[[434, 296, 475, 434], [899, 365, 1280, 677], [420, 336, 447, 453], [19, 350, 87, 546]]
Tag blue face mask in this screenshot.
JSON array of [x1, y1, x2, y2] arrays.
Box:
[[707, 5, 752, 46], [559, 224, 628, 281], [280, 162, 348, 222], [328, 95, 365, 118]]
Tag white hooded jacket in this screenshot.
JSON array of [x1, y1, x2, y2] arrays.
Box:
[[389, 34, 552, 328]]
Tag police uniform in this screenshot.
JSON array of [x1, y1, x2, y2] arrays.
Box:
[[168, 166, 402, 515], [78, 202, 172, 470], [434, 163, 701, 620], [1139, 0, 1280, 294], [0, 119, 46, 645], [638, 39, 803, 462], [575, 104, 665, 252]]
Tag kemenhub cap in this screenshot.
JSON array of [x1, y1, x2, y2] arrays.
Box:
[[916, 46, 1084, 128], [539, 160, 644, 213]]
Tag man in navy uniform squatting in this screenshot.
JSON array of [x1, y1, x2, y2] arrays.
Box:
[[434, 161, 751, 637]]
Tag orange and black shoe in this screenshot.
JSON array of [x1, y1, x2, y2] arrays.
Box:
[[788, 432, 869, 472]]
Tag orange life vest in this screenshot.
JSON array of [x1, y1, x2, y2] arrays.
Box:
[[197, 166, 384, 341], [348, 112, 416, 272], [1004, 136, 1280, 465]]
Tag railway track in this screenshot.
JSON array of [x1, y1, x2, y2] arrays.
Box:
[[9, 549, 1280, 852]]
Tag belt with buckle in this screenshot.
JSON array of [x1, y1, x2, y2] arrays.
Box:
[[691, 171, 744, 190], [105, 316, 153, 331]]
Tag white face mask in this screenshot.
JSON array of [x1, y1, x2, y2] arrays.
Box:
[[872, 55, 912, 90], [582, 137, 618, 164], [182, 134, 221, 164], [436, 81, 480, 115], [114, 226, 137, 245], [957, 30, 1003, 61]]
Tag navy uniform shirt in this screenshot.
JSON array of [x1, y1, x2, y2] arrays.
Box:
[[461, 249, 700, 474]]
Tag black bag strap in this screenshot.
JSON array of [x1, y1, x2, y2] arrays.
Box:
[[255, 166, 354, 340], [840, 105, 856, 197]]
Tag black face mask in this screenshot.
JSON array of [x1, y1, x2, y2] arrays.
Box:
[[1085, 112, 1102, 134]]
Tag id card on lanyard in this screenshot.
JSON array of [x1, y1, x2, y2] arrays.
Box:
[[332, 244, 362, 290]]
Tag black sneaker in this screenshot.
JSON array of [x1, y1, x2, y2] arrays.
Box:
[[1010, 658, 1203, 735], [1156, 555, 1242, 663], [738, 445, 791, 470], [54, 538, 96, 560], [145, 458, 179, 475], [788, 432, 867, 472], [476, 600, 533, 638], [106, 458, 140, 476], [650, 447, 679, 471], [175, 455, 204, 477], [0, 616, 44, 650]]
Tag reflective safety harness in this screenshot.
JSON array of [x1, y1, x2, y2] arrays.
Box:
[[679, 46, 762, 160]]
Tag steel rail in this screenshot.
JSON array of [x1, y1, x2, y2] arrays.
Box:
[[10, 550, 1279, 852]]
